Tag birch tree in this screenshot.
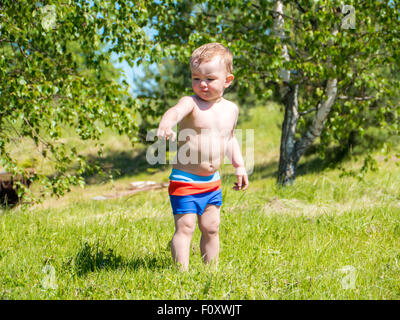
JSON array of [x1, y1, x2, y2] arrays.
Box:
[[147, 0, 400, 186], [0, 0, 152, 200]]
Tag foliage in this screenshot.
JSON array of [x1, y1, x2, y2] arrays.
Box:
[[142, 0, 400, 180], [2, 0, 399, 201], [134, 58, 192, 142], [0, 0, 152, 201]]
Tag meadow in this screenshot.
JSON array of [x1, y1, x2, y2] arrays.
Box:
[[1, 103, 400, 300]]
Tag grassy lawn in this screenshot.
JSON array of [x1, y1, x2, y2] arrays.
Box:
[[1, 103, 400, 299]]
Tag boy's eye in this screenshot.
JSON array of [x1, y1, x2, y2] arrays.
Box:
[[207, 78, 214, 81]]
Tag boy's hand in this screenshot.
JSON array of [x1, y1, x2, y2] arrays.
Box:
[[157, 126, 177, 141], [156, 97, 194, 142], [233, 167, 248, 191]]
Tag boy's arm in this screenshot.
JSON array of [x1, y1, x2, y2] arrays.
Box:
[[225, 106, 248, 191], [157, 96, 194, 141], [226, 135, 249, 191]]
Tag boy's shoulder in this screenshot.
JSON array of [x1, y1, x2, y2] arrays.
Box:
[[222, 98, 239, 114], [175, 96, 197, 113], [178, 95, 197, 105]]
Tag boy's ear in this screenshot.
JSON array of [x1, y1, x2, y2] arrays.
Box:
[[224, 74, 234, 88]]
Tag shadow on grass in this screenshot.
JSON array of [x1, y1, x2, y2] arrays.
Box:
[[82, 142, 350, 186], [232, 145, 350, 183], [65, 241, 171, 276], [84, 147, 169, 185]]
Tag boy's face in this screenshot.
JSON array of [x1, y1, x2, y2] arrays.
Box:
[[191, 56, 234, 102]]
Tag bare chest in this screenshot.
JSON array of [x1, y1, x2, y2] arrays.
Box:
[[181, 103, 235, 135]]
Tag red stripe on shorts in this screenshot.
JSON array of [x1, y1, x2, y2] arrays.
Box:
[[168, 180, 221, 196]]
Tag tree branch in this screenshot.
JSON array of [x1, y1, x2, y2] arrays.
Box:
[[274, 1, 291, 97], [295, 78, 338, 162], [18, 43, 28, 58], [23, 118, 51, 148], [294, 22, 339, 162], [252, 3, 307, 27], [299, 103, 320, 116], [295, 0, 306, 13], [337, 95, 375, 101]]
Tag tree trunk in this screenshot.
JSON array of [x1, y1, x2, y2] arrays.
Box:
[[294, 78, 338, 163], [274, 1, 339, 186], [277, 84, 299, 186], [277, 78, 338, 186], [274, 0, 298, 186]]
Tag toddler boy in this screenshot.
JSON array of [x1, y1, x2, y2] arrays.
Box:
[[157, 43, 248, 271]]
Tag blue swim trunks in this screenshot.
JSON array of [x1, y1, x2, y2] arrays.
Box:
[[168, 168, 223, 215]]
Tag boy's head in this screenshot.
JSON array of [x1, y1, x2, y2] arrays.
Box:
[[190, 43, 234, 102], [190, 43, 233, 74]]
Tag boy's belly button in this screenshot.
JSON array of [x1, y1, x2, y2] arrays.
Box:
[[174, 158, 220, 175]]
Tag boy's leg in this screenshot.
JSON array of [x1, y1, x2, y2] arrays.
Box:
[[198, 204, 221, 266], [171, 213, 197, 271]]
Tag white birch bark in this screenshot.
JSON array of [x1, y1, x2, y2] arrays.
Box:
[[274, 1, 339, 185], [274, 0, 299, 185], [294, 78, 338, 162], [294, 29, 339, 163], [273, 1, 291, 97]]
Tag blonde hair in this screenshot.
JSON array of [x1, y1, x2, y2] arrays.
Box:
[[190, 43, 233, 74]]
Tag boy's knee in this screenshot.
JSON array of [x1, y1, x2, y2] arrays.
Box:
[[176, 218, 196, 236], [199, 219, 220, 236]]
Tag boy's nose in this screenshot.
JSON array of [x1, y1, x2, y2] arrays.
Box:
[[200, 80, 207, 87]]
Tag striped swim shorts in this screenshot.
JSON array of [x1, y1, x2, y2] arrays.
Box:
[[168, 168, 223, 215]]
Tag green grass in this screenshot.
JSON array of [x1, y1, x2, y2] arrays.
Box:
[[1, 103, 400, 299]]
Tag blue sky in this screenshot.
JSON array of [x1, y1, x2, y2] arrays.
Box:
[[87, 0, 153, 97], [111, 53, 141, 96], [110, 25, 157, 97]]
